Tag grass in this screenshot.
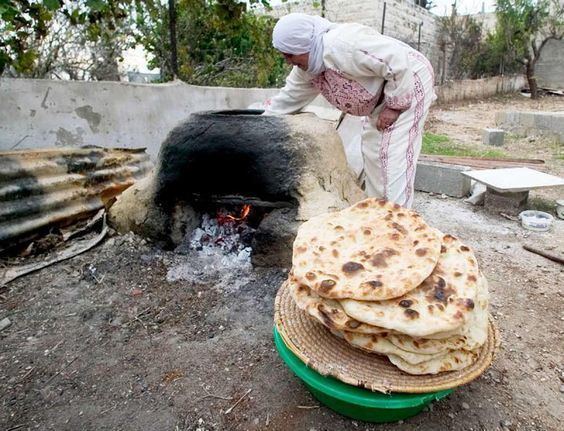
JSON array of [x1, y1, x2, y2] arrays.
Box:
[[422, 133, 507, 158], [527, 196, 557, 213]]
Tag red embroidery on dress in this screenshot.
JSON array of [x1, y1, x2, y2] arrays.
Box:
[[404, 72, 425, 206], [311, 69, 379, 116], [379, 123, 396, 199]]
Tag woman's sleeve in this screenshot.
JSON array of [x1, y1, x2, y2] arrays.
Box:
[[349, 39, 414, 111], [264, 66, 320, 115]]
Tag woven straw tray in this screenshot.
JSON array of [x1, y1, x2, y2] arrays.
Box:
[[274, 281, 500, 394]]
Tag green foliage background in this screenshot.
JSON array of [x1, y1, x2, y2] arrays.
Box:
[[0, 0, 289, 87], [136, 0, 289, 87], [0, 0, 136, 77]]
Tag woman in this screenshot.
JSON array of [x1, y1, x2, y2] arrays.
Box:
[[264, 13, 436, 208]]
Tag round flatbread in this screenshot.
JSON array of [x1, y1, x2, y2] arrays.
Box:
[[340, 234, 481, 337], [386, 273, 489, 354], [292, 198, 442, 300], [288, 277, 394, 335], [387, 348, 480, 375], [335, 329, 447, 365]]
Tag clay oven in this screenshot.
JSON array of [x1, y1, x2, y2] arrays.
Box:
[[110, 110, 365, 265]]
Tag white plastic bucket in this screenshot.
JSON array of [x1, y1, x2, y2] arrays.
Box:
[[518, 210, 554, 232]]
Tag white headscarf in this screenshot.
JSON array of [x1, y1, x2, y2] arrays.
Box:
[[272, 13, 336, 76]]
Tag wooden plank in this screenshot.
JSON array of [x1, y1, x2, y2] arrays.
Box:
[[419, 155, 545, 170]]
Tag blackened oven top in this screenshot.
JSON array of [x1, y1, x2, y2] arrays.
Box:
[[155, 111, 305, 206], [203, 109, 265, 116]]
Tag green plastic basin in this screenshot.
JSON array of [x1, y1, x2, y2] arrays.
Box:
[[273, 327, 453, 423]]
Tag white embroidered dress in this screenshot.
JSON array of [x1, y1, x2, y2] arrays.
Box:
[[264, 23, 436, 208]]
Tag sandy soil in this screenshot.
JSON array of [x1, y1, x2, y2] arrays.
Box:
[[1, 190, 563, 431]]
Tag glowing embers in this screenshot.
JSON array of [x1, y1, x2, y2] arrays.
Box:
[[189, 205, 256, 264], [216, 204, 252, 224]]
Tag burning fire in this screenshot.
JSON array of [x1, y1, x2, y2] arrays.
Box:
[[217, 204, 252, 223]]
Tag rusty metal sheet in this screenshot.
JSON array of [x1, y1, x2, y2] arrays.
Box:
[[0, 147, 152, 251]]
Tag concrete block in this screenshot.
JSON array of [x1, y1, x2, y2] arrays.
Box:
[[494, 111, 507, 126], [483, 128, 505, 146], [484, 188, 529, 216], [518, 112, 536, 128], [415, 161, 472, 198], [549, 114, 564, 134], [534, 113, 554, 131]]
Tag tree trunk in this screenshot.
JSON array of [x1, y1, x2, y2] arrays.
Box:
[[168, 0, 178, 78], [525, 59, 538, 100]]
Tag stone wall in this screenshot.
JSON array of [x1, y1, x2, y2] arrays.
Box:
[[261, 2, 564, 90], [260, 0, 442, 79], [0, 76, 526, 160], [536, 39, 564, 90], [435, 75, 526, 104], [0, 79, 278, 160]]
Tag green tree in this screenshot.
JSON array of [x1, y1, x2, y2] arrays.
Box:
[[135, 0, 289, 87], [494, 0, 564, 98], [0, 0, 137, 78], [438, 6, 485, 80]]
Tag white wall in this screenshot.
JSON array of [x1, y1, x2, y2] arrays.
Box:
[[0, 79, 279, 160], [0, 76, 525, 162]]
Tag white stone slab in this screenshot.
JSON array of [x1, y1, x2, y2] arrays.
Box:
[[461, 167, 564, 193]]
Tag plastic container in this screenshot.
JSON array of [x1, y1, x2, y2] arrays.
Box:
[[273, 327, 453, 423], [556, 200, 564, 220], [518, 210, 554, 232]]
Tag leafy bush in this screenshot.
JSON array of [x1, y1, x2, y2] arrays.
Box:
[[137, 0, 290, 87]]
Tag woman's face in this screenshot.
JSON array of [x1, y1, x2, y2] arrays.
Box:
[[281, 52, 309, 71]]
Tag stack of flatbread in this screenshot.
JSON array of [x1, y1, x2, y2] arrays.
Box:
[[288, 198, 489, 375]]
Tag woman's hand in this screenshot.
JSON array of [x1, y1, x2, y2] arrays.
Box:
[[375, 107, 402, 131]]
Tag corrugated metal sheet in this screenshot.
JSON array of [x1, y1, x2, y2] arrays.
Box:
[[0, 147, 152, 251]]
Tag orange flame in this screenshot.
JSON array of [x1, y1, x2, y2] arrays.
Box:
[[222, 204, 252, 222]]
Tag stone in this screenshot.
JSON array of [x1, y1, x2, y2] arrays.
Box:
[[0, 318, 12, 332], [251, 208, 299, 267], [484, 188, 529, 216], [483, 128, 505, 146], [415, 161, 472, 198], [495, 111, 564, 143], [462, 402, 470, 410]]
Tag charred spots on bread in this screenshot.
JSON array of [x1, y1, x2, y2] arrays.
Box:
[[364, 280, 383, 289], [392, 222, 407, 235], [319, 279, 337, 293], [370, 248, 399, 268], [415, 248, 429, 257], [399, 299, 413, 308], [345, 319, 361, 329], [428, 276, 456, 304], [342, 261, 365, 274], [305, 272, 316, 281]]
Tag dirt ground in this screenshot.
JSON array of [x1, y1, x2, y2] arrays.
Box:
[[426, 93, 564, 202], [1, 95, 564, 431]]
